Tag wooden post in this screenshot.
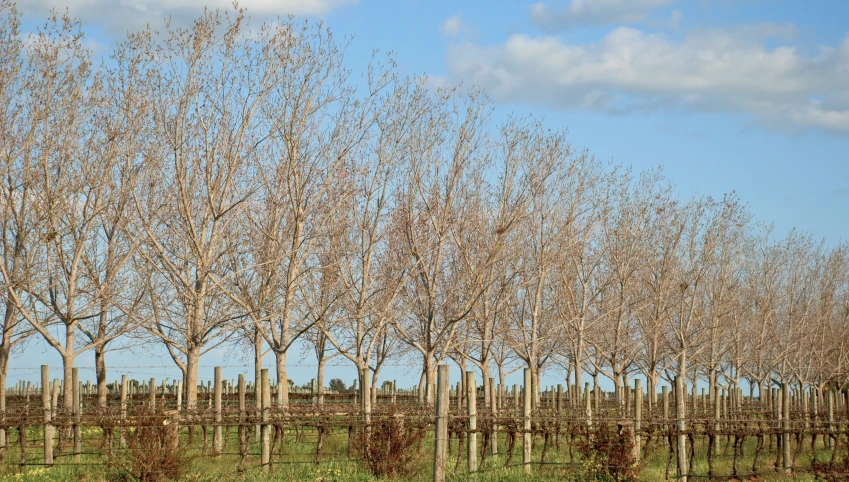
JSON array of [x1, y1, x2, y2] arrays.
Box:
[[782, 382, 791, 475], [827, 390, 835, 450], [523, 368, 532, 474], [0, 373, 5, 449], [260, 368, 270, 469], [512, 384, 518, 408], [634, 379, 642, 463], [490, 377, 497, 459], [466, 371, 477, 473], [713, 381, 721, 454], [433, 364, 449, 482], [556, 384, 563, 447], [149, 377, 156, 410], [73, 367, 81, 461], [812, 388, 819, 449], [238, 374, 246, 469], [120, 375, 127, 448], [213, 367, 222, 456], [498, 383, 504, 410], [594, 383, 600, 414], [255, 374, 262, 444], [662, 386, 669, 422], [585, 382, 592, 428], [42, 366, 53, 467], [675, 375, 687, 482]]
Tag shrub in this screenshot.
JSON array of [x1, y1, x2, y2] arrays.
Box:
[[352, 409, 427, 478], [574, 423, 640, 482], [111, 409, 195, 482]]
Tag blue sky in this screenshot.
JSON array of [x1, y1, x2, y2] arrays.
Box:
[[12, 0, 849, 390]]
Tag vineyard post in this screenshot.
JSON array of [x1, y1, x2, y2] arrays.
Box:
[[663, 384, 669, 457], [675, 375, 687, 482], [585, 382, 592, 429], [498, 383, 503, 410], [737, 387, 743, 412], [845, 389, 849, 427], [177, 380, 183, 411], [41, 366, 53, 467], [238, 374, 246, 470], [467, 371, 477, 473], [120, 375, 127, 448], [255, 374, 262, 443], [556, 384, 562, 447], [512, 385, 518, 408], [213, 367, 222, 456], [523, 368, 532, 474], [392, 380, 397, 404], [802, 384, 809, 432], [634, 379, 642, 463], [0, 374, 5, 449], [73, 367, 81, 461], [50, 380, 58, 419], [433, 364, 449, 482], [260, 368, 270, 469], [150, 378, 156, 411], [782, 382, 790, 475], [774, 387, 781, 456], [713, 381, 720, 454], [594, 383, 600, 413], [490, 377, 497, 458], [827, 390, 834, 449]]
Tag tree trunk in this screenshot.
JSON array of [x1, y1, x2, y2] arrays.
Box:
[[423, 355, 435, 404], [482, 362, 491, 409], [95, 345, 107, 407], [417, 368, 426, 404], [185, 347, 200, 409], [254, 336, 263, 400], [0, 302, 16, 380], [63, 326, 76, 410], [677, 350, 688, 482], [531, 364, 541, 409], [574, 335, 584, 404], [317, 358, 325, 406], [276, 351, 289, 407], [648, 369, 658, 411]]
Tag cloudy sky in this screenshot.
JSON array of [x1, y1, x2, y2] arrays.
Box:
[[13, 0, 849, 386]]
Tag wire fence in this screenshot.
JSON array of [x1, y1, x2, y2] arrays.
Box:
[[1, 367, 848, 481]]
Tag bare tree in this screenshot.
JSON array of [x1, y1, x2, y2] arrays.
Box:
[[243, 21, 391, 406], [135, 10, 273, 408], [0, 1, 37, 384]]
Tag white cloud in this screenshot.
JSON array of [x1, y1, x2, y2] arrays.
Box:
[[20, 0, 356, 36], [441, 13, 465, 38], [531, 0, 679, 31], [446, 27, 849, 134]]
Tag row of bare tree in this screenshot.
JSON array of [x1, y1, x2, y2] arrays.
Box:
[[1, 3, 847, 415]]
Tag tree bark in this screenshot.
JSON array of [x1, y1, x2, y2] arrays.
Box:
[[276, 351, 289, 407], [185, 347, 200, 408], [95, 345, 107, 407]]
